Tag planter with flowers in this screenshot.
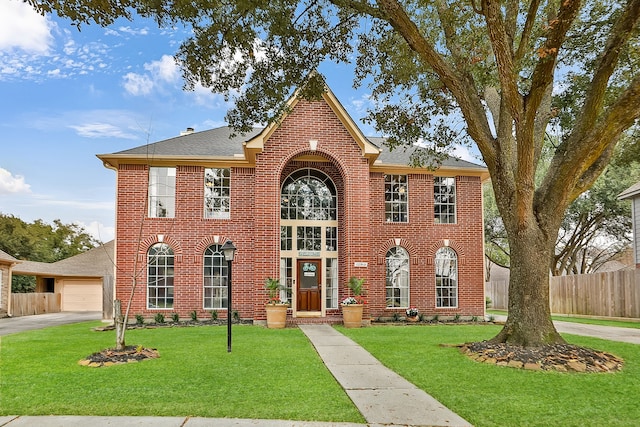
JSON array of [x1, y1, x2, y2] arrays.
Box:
[[405, 307, 419, 322], [265, 277, 288, 329], [341, 276, 366, 328]]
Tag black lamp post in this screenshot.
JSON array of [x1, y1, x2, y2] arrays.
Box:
[[221, 239, 237, 353]]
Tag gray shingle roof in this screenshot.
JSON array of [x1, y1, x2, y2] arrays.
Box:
[[115, 127, 263, 157], [114, 126, 485, 170], [619, 181, 640, 200], [12, 241, 114, 277], [0, 249, 18, 264]]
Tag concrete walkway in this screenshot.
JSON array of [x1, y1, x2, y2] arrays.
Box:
[[299, 324, 471, 427], [492, 315, 640, 344], [0, 312, 102, 336]]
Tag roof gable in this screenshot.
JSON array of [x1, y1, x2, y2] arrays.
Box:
[[243, 84, 380, 164], [619, 181, 640, 200]]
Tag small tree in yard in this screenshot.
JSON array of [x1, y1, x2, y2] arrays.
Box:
[[30, 1, 640, 350]]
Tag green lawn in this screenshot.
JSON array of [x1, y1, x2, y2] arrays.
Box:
[[4, 322, 640, 426], [339, 324, 640, 427], [0, 322, 363, 422]]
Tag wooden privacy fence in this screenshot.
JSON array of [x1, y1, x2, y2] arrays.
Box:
[[486, 269, 640, 318], [11, 293, 61, 317]]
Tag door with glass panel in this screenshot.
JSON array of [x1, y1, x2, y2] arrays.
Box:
[[297, 259, 321, 311]]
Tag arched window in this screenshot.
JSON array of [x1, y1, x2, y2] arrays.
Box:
[[435, 247, 458, 307], [281, 169, 337, 221], [386, 246, 409, 307], [147, 243, 174, 309], [203, 244, 228, 309]]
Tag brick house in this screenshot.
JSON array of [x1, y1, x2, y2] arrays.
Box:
[[98, 85, 489, 324]]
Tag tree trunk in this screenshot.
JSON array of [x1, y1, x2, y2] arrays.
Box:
[[114, 299, 125, 351], [490, 228, 565, 347]]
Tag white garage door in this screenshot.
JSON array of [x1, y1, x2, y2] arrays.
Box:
[[63, 280, 102, 311]]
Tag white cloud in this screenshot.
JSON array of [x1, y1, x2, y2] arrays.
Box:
[[68, 122, 138, 139], [145, 54, 179, 83], [123, 72, 154, 95], [75, 220, 115, 242], [0, 167, 31, 194], [0, 1, 53, 54]]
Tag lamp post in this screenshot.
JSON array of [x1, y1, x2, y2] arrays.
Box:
[[221, 239, 237, 353]]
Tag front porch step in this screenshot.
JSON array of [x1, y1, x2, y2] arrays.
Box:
[[286, 316, 343, 326]]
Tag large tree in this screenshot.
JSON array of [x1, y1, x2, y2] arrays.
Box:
[[29, 0, 640, 347]]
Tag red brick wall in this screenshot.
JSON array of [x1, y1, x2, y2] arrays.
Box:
[[113, 98, 485, 321]]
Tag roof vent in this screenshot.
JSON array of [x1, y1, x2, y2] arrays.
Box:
[[180, 127, 195, 136]]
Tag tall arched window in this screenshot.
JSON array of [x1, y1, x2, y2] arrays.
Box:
[[435, 247, 458, 308], [147, 243, 174, 309], [203, 244, 228, 309], [386, 246, 409, 307], [281, 168, 337, 221]]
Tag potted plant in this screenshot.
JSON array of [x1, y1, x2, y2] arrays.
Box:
[[265, 277, 288, 329], [341, 276, 366, 328], [405, 307, 419, 322]]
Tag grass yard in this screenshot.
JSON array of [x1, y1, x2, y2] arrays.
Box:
[[0, 322, 364, 423], [339, 324, 640, 427]]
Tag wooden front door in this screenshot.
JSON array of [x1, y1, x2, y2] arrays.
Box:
[[297, 259, 321, 311]]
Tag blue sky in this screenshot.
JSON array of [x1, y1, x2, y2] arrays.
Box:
[[0, 1, 476, 243]]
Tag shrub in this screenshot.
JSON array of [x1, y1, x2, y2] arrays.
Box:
[[135, 314, 144, 325], [171, 313, 180, 323], [211, 311, 218, 321], [190, 310, 198, 321], [154, 313, 165, 324]]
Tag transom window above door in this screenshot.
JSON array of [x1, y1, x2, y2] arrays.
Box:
[[281, 169, 337, 220]]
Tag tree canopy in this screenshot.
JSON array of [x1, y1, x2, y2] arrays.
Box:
[[27, 0, 640, 346], [0, 213, 98, 291]]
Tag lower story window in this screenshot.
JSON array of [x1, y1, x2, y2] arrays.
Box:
[[435, 247, 458, 308], [147, 243, 174, 309], [386, 246, 409, 307], [204, 244, 228, 309], [325, 258, 338, 309], [280, 258, 293, 304]]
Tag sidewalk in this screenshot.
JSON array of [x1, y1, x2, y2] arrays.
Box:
[[299, 324, 471, 427]]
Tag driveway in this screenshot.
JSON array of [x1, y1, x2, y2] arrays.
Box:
[[492, 314, 640, 345], [0, 312, 102, 336]]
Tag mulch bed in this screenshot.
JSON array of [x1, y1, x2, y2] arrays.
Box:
[[79, 346, 159, 367], [460, 341, 624, 373]]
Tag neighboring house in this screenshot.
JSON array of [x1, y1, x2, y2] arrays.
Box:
[[619, 181, 640, 268], [97, 84, 489, 324], [12, 241, 114, 318], [0, 249, 19, 318]]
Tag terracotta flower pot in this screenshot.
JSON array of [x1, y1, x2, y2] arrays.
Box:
[[265, 304, 288, 329], [342, 304, 364, 328]]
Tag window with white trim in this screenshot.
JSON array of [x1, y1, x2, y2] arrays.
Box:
[[203, 244, 228, 309], [385, 175, 408, 222], [204, 168, 230, 219], [325, 258, 338, 309], [435, 247, 458, 308], [386, 246, 410, 307], [148, 167, 176, 218], [147, 243, 174, 309], [434, 176, 456, 224]]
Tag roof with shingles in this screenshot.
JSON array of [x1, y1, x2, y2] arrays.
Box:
[[0, 249, 19, 264], [12, 241, 114, 277], [619, 181, 640, 200], [113, 126, 486, 170]]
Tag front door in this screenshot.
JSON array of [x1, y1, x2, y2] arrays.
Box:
[[297, 259, 321, 311]]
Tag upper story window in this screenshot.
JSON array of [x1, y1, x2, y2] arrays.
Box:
[[435, 247, 458, 308], [434, 176, 456, 224], [385, 175, 408, 222], [281, 169, 337, 221], [148, 167, 176, 218], [147, 243, 174, 309], [204, 168, 230, 219]]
